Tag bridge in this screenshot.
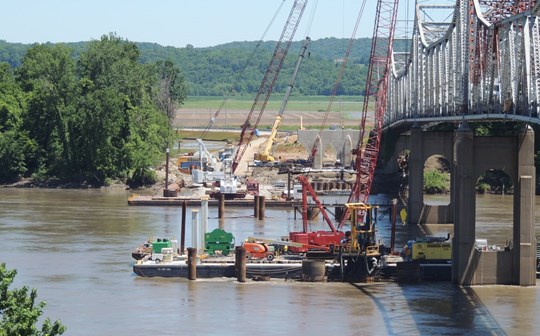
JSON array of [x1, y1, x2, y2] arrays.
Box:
[[381, 1, 539, 286]]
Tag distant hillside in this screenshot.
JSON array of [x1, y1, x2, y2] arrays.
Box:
[[0, 37, 409, 96]]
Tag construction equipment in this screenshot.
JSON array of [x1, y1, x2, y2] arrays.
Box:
[[231, 0, 308, 174], [204, 228, 235, 256], [209, 158, 246, 199], [340, 0, 400, 226], [288, 175, 344, 253], [254, 37, 311, 164], [331, 202, 382, 281], [195, 139, 217, 171], [243, 241, 276, 261], [342, 202, 380, 257]]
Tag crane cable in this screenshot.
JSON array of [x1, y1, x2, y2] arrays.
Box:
[[199, 0, 288, 140], [303, 0, 318, 37], [308, 0, 367, 162]]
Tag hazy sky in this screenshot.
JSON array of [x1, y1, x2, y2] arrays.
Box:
[[0, 0, 384, 48]]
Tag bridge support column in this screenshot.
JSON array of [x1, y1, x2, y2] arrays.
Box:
[[513, 126, 536, 286], [452, 122, 476, 285], [407, 124, 424, 224], [313, 137, 323, 169]]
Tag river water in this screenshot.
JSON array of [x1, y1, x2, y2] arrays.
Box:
[[0, 188, 538, 335]]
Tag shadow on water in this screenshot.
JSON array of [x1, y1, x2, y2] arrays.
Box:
[[348, 282, 506, 335]]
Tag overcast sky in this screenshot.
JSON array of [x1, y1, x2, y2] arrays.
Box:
[[0, 0, 386, 48]]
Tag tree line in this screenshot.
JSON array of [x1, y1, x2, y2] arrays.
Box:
[[0, 34, 186, 186], [1, 37, 379, 97]]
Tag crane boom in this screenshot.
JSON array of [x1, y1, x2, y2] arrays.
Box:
[[231, 0, 308, 174], [339, 0, 400, 227], [199, 1, 288, 140], [255, 37, 311, 163]]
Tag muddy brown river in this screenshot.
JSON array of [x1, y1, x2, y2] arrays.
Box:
[[0, 188, 538, 335]]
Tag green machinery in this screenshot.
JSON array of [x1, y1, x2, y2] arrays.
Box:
[[205, 228, 234, 256]]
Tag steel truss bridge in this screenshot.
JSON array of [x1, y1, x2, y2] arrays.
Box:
[[385, 0, 540, 128]]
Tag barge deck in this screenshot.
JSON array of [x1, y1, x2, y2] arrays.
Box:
[[128, 194, 301, 207]]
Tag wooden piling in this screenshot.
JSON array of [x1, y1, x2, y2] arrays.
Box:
[[187, 247, 197, 280], [258, 195, 266, 220], [235, 246, 246, 282], [218, 193, 225, 219], [254, 195, 260, 218]]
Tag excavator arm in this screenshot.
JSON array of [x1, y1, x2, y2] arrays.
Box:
[[254, 36, 311, 163], [255, 116, 282, 162]]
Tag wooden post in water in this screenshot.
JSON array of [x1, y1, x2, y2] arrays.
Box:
[[180, 201, 187, 254], [218, 194, 225, 219], [258, 195, 266, 220], [287, 169, 292, 200], [187, 247, 197, 280], [254, 195, 260, 218], [235, 246, 246, 283]]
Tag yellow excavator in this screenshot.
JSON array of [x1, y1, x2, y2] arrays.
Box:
[[254, 37, 310, 164]]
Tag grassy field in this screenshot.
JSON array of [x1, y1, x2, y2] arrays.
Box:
[[182, 95, 366, 113], [176, 95, 369, 128]]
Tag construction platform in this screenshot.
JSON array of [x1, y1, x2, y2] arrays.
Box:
[[127, 194, 302, 207]]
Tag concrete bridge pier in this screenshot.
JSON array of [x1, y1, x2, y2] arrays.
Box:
[[452, 123, 476, 285], [408, 124, 424, 225], [297, 130, 359, 169], [450, 123, 537, 286], [404, 122, 536, 286], [513, 125, 537, 286]]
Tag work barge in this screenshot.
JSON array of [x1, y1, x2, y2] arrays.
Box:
[[131, 194, 456, 283]]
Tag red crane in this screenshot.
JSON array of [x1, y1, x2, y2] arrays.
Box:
[[231, 0, 308, 174], [288, 175, 344, 253], [339, 0, 400, 227]]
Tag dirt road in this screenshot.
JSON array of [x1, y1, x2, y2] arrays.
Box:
[[234, 137, 268, 176]]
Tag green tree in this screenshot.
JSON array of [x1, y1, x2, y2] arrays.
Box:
[[154, 60, 187, 125], [0, 63, 37, 183], [0, 263, 65, 336], [424, 170, 450, 194], [75, 34, 177, 184], [15, 44, 77, 178]]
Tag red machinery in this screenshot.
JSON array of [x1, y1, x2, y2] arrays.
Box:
[[231, 0, 308, 174], [288, 175, 344, 253], [339, 0, 400, 227]]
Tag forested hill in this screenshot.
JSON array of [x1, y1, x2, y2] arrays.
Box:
[[0, 37, 380, 96]]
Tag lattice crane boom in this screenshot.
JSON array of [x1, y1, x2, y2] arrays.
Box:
[[339, 0, 400, 227], [232, 0, 308, 174]]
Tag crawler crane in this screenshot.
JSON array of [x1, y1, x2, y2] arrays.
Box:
[[339, 0, 400, 227], [231, 0, 308, 174]]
